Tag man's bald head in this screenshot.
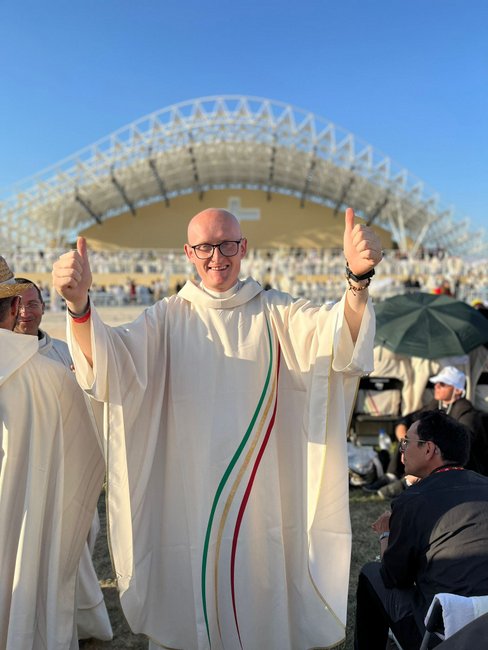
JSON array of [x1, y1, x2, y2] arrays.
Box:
[[187, 208, 242, 243], [184, 208, 247, 292]]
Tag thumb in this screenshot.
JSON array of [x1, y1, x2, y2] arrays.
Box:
[[77, 236, 88, 261], [344, 207, 355, 234]]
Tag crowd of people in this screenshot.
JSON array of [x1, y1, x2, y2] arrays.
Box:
[[1, 207, 488, 649], [5, 243, 488, 308]]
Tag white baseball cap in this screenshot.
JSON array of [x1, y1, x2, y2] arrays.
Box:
[[430, 366, 466, 392]]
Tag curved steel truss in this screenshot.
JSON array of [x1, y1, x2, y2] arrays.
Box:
[[0, 95, 484, 255]]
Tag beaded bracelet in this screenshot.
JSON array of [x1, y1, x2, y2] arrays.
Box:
[[346, 276, 371, 295]]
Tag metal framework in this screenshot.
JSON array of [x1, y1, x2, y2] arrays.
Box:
[[0, 95, 484, 256]]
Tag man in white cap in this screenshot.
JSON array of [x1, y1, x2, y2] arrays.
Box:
[[430, 366, 469, 405], [399, 366, 483, 454], [0, 255, 105, 649]]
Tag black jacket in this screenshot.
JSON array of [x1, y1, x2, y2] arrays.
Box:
[[381, 469, 488, 618]]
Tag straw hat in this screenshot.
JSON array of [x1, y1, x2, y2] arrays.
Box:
[[0, 256, 31, 298]]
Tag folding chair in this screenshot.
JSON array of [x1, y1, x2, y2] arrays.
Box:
[[420, 593, 488, 650], [474, 371, 488, 413], [351, 376, 404, 446], [419, 597, 443, 650]]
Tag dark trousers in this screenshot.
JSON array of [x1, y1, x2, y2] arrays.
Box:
[[354, 562, 425, 650], [386, 446, 405, 478]]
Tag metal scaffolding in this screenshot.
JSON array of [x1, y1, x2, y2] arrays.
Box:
[[0, 95, 484, 256]]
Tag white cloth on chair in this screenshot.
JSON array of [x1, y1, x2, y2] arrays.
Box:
[[472, 595, 488, 619], [424, 593, 488, 639]]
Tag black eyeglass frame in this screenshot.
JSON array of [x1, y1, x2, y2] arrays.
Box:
[[190, 239, 243, 260], [399, 437, 432, 451]]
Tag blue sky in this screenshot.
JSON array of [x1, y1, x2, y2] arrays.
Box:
[[1, 0, 486, 235]]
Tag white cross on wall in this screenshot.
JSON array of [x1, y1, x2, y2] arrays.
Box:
[[227, 197, 261, 221]]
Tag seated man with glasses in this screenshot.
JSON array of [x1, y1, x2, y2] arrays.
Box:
[[52, 206, 382, 650], [354, 410, 488, 650], [364, 366, 486, 497]]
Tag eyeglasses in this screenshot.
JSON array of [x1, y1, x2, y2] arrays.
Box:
[[399, 437, 431, 451], [18, 300, 43, 311], [190, 240, 242, 260]]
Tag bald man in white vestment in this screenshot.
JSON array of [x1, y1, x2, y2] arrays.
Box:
[[0, 259, 105, 650], [53, 207, 382, 650]]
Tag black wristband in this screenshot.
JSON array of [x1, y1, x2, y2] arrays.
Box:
[[67, 296, 90, 319], [345, 262, 375, 283]]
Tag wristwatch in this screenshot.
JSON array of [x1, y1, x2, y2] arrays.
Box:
[[345, 262, 375, 282]]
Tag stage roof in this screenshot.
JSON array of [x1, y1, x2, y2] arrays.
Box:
[[1, 95, 484, 256]]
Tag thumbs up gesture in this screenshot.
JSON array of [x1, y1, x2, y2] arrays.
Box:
[[343, 208, 383, 277], [52, 237, 93, 312]]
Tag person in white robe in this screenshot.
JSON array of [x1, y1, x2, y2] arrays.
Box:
[[14, 279, 113, 642], [53, 207, 382, 650], [471, 346, 488, 413], [0, 260, 105, 650], [365, 345, 416, 416]]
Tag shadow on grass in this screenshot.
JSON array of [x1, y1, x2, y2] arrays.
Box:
[[80, 491, 148, 650]]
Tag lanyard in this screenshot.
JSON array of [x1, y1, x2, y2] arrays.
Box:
[[430, 465, 464, 475]]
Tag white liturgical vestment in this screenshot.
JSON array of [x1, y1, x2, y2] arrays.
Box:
[[0, 329, 104, 649], [69, 278, 375, 650], [37, 328, 113, 642]]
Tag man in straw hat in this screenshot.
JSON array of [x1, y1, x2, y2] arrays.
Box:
[[0, 255, 105, 649], [13, 276, 113, 643]]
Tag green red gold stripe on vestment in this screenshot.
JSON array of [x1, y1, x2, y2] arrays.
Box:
[[200, 317, 277, 647]]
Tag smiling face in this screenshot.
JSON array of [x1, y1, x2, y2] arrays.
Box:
[[184, 209, 247, 292], [15, 284, 44, 336]]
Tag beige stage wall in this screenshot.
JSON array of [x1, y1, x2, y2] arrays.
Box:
[[81, 189, 393, 251], [22, 191, 393, 292]]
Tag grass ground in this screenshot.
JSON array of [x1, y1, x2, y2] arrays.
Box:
[[81, 488, 387, 649], [346, 491, 390, 647]]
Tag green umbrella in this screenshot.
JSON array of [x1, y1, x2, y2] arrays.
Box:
[[374, 292, 488, 359]]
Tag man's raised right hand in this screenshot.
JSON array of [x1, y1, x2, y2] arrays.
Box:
[[52, 236, 92, 313]]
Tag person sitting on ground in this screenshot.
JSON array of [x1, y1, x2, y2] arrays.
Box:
[[363, 365, 486, 497], [354, 410, 488, 650]]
